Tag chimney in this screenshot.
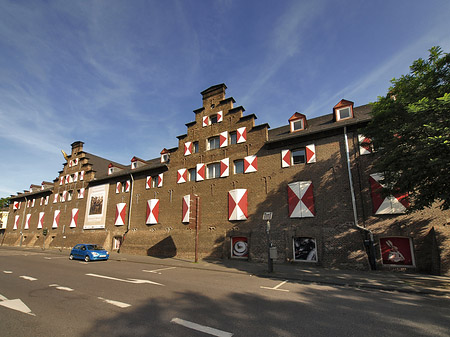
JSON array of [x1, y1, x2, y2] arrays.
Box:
[[71, 141, 84, 156], [201, 84, 227, 109]]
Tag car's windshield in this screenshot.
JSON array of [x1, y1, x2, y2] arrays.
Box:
[[87, 245, 104, 250]]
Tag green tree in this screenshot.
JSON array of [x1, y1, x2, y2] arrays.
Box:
[[364, 46, 450, 211], [0, 197, 10, 209]]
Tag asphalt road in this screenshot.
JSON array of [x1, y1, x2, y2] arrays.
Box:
[[0, 248, 449, 337]]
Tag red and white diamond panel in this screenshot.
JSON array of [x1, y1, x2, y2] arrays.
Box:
[[70, 208, 79, 228], [38, 212, 45, 229], [202, 116, 210, 127], [228, 189, 248, 221], [177, 169, 187, 184], [182, 195, 190, 223], [244, 155, 257, 173], [369, 173, 408, 214], [146, 176, 152, 189], [146, 199, 160, 224], [157, 174, 163, 187], [25, 214, 31, 230], [14, 215, 20, 230], [52, 210, 60, 228], [306, 144, 316, 163], [359, 134, 373, 155], [115, 203, 127, 226], [236, 127, 247, 143], [184, 142, 193, 156], [220, 158, 229, 177], [220, 131, 228, 148], [288, 181, 315, 218], [196, 163, 206, 181]]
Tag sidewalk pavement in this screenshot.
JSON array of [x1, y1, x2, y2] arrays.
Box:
[[4, 246, 450, 297]]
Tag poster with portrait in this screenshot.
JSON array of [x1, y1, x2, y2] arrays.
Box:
[[231, 237, 249, 259], [84, 184, 109, 229], [293, 237, 317, 262], [380, 237, 415, 267]]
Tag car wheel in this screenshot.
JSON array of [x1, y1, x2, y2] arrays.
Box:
[[69, 254, 74, 260], [84, 255, 90, 262]]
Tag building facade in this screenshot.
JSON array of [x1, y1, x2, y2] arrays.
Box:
[[4, 84, 450, 275]]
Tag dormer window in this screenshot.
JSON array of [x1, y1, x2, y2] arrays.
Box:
[[131, 156, 146, 170], [160, 148, 170, 163], [131, 162, 137, 169], [108, 164, 114, 175], [333, 99, 354, 121], [289, 112, 307, 133]]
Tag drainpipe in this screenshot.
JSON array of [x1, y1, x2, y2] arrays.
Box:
[[344, 127, 376, 270], [19, 196, 28, 247]]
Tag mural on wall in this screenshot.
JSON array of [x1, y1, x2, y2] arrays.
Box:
[[380, 237, 415, 266], [84, 184, 109, 229], [293, 237, 317, 262], [231, 236, 249, 259]]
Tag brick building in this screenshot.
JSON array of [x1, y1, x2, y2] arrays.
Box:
[[4, 84, 450, 275]]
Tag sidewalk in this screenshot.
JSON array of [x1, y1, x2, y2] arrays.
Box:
[[108, 251, 450, 297], [4, 246, 450, 297]]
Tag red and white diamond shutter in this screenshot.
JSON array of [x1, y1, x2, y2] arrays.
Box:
[[369, 173, 409, 214], [78, 188, 85, 199], [196, 163, 206, 181], [13, 201, 19, 210], [220, 158, 229, 177], [217, 111, 223, 123], [359, 134, 372, 155], [40, 197, 44, 206], [281, 150, 291, 168], [184, 142, 193, 156], [65, 174, 70, 184], [116, 182, 122, 194], [80, 171, 85, 181], [73, 158, 78, 166], [236, 127, 247, 143], [220, 131, 228, 148], [115, 203, 127, 226], [306, 144, 316, 163], [70, 208, 79, 228], [177, 169, 187, 184], [73, 172, 78, 182], [69, 160, 73, 168], [45, 196, 49, 205], [14, 215, 19, 230], [31, 199, 35, 207], [288, 181, 315, 218], [146, 176, 152, 189], [52, 210, 60, 228], [38, 212, 44, 229], [53, 194, 58, 203], [228, 189, 248, 221], [146, 199, 159, 224], [69, 174, 73, 183], [124, 180, 130, 192], [59, 176, 64, 185], [202, 116, 210, 127], [157, 174, 163, 187], [244, 155, 257, 173], [25, 214, 31, 230], [182, 195, 190, 223], [62, 191, 67, 202]]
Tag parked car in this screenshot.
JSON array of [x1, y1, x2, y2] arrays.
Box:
[[69, 244, 109, 262]]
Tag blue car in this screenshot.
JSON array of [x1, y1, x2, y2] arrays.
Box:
[[69, 244, 109, 262]]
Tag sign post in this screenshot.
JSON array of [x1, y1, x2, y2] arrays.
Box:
[[263, 212, 273, 273]]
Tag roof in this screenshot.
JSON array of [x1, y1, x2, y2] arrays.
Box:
[[267, 104, 372, 144]]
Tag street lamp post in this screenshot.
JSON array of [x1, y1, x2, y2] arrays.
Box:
[[263, 212, 273, 273]]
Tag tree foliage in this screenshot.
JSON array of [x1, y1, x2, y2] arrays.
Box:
[[364, 46, 450, 211], [0, 197, 10, 209]]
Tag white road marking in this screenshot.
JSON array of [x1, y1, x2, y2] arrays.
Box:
[[0, 294, 35, 316], [171, 318, 233, 337], [86, 273, 164, 286], [142, 267, 177, 274], [98, 297, 131, 308], [3, 271, 13, 274], [20, 276, 38, 281], [260, 280, 290, 292], [49, 284, 74, 292]]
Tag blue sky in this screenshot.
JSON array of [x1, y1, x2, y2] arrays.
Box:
[[1, 0, 449, 197]]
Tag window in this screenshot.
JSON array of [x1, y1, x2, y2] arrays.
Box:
[[207, 136, 220, 150], [207, 163, 220, 179], [234, 160, 244, 174], [337, 107, 351, 120], [68, 190, 73, 201], [131, 162, 137, 169], [292, 119, 304, 131], [189, 168, 196, 181], [292, 149, 306, 164], [151, 176, 159, 188], [210, 114, 218, 124], [193, 141, 199, 153], [230, 132, 237, 145]]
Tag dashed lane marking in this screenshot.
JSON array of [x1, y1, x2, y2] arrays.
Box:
[[3, 271, 13, 274], [171, 318, 233, 337], [49, 284, 74, 292], [98, 297, 131, 308], [260, 280, 290, 292], [142, 267, 177, 274], [20, 276, 38, 281]]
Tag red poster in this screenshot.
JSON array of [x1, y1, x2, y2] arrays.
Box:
[[380, 237, 414, 266]]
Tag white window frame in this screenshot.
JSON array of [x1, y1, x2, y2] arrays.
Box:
[[207, 162, 220, 179], [234, 159, 244, 174], [207, 136, 220, 150], [336, 107, 352, 121]]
